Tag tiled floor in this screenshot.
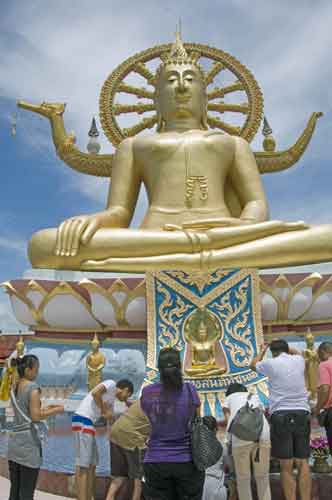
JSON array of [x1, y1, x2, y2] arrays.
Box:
[[0, 476, 70, 499]]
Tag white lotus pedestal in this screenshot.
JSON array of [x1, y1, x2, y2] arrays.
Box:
[[3, 270, 332, 335]]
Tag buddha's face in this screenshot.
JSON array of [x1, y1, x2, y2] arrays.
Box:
[[16, 343, 24, 357], [155, 63, 206, 127], [306, 334, 314, 348], [198, 321, 208, 341], [91, 341, 99, 353]]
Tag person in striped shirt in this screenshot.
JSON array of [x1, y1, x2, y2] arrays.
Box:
[[72, 379, 133, 500]]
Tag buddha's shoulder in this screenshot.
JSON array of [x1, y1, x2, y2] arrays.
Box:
[[132, 133, 163, 148], [204, 130, 238, 152]]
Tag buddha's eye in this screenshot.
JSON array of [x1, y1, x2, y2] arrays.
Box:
[[168, 76, 177, 83], [185, 76, 193, 82]]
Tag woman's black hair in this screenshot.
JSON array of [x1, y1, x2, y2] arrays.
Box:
[[225, 382, 248, 397], [158, 347, 183, 390], [15, 355, 39, 378]]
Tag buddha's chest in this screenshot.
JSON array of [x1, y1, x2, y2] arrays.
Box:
[[137, 134, 233, 178], [194, 343, 212, 362], [195, 342, 212, 354]]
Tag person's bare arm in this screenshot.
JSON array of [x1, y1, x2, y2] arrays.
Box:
[[29, 389, 64, 421], [92, 383, 113, 420], [314, 384, 330, 416], [231, 137, 269, 223], [223, 408, 230, 426], [250, 343, 269, 372]]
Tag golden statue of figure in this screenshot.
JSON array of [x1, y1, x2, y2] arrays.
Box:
[[303, 328, 319, 401], [86, 333, 106, 391], [15, 335, 25, 359], [17, 32, 330, 272], [0, 335, 25, 401], [184, 310, 226, 377], [0, 362, 15, 401]]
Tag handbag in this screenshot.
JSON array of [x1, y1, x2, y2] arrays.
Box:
[[10, 388, 48, 442], [228, 393, 264, 442], [228, 393, 264, 462], [187, 384, 223, 471]]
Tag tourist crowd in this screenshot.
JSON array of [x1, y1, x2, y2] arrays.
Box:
[[5, 339, 332, 500]]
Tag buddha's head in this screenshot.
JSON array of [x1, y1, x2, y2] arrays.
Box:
[[198, 320, 208, 342], [90, 333, 100, 353], [155, 32, 207, 131]]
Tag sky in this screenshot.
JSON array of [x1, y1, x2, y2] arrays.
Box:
[[1, 0, 332, 331]]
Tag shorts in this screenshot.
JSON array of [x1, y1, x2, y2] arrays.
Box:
[[72, 414, 99, 468], [143, 462, 205, 500], [111, 441, 145, 479], [270, 410, 311, 460]]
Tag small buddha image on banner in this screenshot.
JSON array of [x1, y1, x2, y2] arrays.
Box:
[[146, 269, 267, 402]]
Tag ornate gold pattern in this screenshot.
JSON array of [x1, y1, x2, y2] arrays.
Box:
[[99, 42, 264, 145], [17, 101, 113, 178], [215, 278, 255, 367], [79, 278, 146, 328], [146, 269, 263, 383], [259, 272, 329, 322], [184, 308, 226, 377], [255, 112, 323, 173], [0, 279, 146, 331], [170, 269, 230, 294], [4, 273, 332, 332], [18, 54, 322, 183]]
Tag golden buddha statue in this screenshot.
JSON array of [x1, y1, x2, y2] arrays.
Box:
[[303, 328, 319, 401], [18, 33, 331, 272], [0, 364, 14, 401], [0, 335, 25, 401], [15, 335, 25, 359], [184, 310, 226, 377], [86, 333, 106, 391]]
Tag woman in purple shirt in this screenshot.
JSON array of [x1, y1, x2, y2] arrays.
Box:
[[141, 347, 205, 500]]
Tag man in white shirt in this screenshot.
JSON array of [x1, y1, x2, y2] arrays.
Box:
[[72, 378, 133, 500], [251, 339, 311, 500]]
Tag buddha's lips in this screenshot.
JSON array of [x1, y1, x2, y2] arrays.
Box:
[[175, 95, 191, 103]]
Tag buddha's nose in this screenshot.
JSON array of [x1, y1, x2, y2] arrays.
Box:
[[177, 76, 186, 93]]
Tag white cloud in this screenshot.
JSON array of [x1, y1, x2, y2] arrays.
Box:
[[0, 236, 26, 255], [0, 293, 25, 332]]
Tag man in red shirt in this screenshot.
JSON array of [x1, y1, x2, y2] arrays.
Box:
[[314, 342, 332, 453]]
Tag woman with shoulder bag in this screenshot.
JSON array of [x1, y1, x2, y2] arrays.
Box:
[[7, 355, 64, 500], [140, 347, 205, 500]]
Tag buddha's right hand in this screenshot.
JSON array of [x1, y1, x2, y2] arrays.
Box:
[[54, 211, 112, 257]]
